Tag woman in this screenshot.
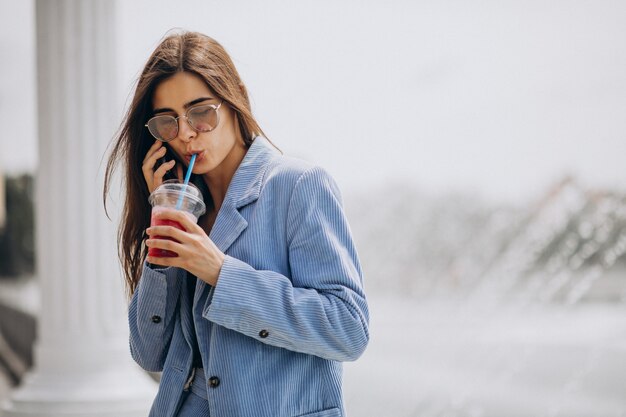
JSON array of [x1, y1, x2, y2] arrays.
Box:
[[103, 31, 369, 417]]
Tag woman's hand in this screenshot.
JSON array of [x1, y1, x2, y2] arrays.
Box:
[[142, 141, 183, 193], [145, 208, 225, 286]]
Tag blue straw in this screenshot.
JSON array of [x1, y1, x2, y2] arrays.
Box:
[[176, 154, 196, 210]]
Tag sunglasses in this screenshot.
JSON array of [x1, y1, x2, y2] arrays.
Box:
[[145, 101, 223, 142]]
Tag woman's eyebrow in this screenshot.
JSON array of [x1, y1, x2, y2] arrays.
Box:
[[152, 97, 214, 115], [184, 97, 213, 108]]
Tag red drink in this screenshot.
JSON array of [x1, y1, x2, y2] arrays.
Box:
[[148, 214, 186, 258], [147, 180, 206, 258]]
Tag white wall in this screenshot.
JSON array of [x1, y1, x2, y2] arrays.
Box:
[[0, 0, 37, 175]]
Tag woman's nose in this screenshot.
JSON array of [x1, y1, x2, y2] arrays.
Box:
[[176, 117, 197, 143]]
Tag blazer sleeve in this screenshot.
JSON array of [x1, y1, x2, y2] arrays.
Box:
[[204, 166, 369, 362], [128, 263, 183, 372]]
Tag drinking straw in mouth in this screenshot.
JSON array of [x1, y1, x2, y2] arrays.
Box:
[[176, 154, 196, 210]]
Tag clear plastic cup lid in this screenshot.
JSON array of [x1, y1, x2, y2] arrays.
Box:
[[148, 179, 206, 218]]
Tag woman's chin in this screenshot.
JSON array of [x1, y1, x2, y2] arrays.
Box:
[[192, 161, 214, 175]]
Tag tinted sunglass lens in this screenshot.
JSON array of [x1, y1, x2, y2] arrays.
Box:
[[148, 117, 177, 141], [188, 105, 218, 132]]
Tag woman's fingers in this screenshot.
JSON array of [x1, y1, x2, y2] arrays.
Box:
[[146, 224, 189, 242], [151, 208, 204, 235], [145, 237, 185, 254], [142, 147, 166, 172], [145, 207, 224, 286], [141, 141, 169, 193], [141, 142, 166, 170], [142, 140, 164, 165], [152, 160, 176, 190], [145, 234, 196, 269], [146, 254, 177, 268]]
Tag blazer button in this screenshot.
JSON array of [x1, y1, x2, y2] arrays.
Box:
[[259, 329, 269, 338], [151, 315, 162, 323], [208, 376, 220, 388]]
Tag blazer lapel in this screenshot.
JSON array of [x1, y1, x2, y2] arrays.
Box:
[[209, 205, 248, 253], [193, 137, 278, 306], [209, 136, 278, 254], [192, 137, 279, 313]]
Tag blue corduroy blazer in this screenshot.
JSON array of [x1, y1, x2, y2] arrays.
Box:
[[128, 137, 369, 417]]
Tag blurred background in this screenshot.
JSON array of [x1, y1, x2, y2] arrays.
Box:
[[1, 0, 625, 416]]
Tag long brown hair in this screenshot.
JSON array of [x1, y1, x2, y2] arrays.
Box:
[[103, 31, 266, 297]]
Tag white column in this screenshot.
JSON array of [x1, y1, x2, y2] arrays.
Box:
[[1, 0, 157, 416]]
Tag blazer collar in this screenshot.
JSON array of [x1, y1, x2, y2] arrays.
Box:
[[208, 136, 279, 253]]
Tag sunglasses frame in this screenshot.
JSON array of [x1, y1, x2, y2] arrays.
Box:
[[145, 100, 223, 142]]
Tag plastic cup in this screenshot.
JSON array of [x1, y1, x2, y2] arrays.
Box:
[[148, 179, 206, 257]]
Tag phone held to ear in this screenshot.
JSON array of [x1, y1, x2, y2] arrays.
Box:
[[155, 146, 179, 181]]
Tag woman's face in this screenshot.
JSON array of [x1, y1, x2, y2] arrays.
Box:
[[151, 71, 245, 175]]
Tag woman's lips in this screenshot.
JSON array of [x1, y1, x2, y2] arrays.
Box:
[[185, 151, 204, 164]]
